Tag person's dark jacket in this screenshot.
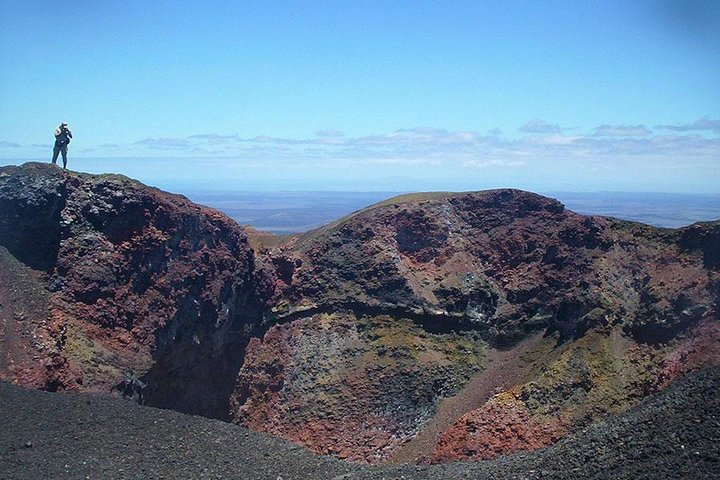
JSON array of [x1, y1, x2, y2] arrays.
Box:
[[54, 126, 72, 146]]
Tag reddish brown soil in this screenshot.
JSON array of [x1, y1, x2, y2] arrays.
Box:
[[430, 399, 569, 462], [655, 318, 720, 390], [388, 331, 549, 464], [0, 246, 57, 386]]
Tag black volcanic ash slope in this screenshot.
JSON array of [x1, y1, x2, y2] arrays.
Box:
[[1, 366, 718, 480]]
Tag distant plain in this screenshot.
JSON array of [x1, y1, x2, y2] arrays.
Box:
[[184, 191, 720, 234]]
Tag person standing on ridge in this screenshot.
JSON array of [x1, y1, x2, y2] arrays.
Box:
[[52, 122, 72, 169]]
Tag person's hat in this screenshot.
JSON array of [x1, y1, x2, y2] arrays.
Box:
[[61, 122, 68, 126]]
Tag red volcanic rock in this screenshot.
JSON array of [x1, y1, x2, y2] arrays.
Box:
[[0, 163, 269, 416], [13, 352, 83, 392], [430, 397, 568, 462], [679, 221, 720, 269], [655, 318, 720, 391], [395, 207, 450, 262]]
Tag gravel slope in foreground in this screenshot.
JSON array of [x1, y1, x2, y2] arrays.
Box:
[[1, 366, 719, 480]]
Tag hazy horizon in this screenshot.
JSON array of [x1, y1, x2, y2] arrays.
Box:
[[4, 157, 720, 196], [180, 189, 720, 234]]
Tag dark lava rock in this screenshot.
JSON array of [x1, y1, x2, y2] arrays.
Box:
[[0, 163, 67, 271]]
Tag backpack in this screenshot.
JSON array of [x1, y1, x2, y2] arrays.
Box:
[[57, 129, 71, 146]]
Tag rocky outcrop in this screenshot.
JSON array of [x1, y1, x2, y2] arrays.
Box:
[[229, 312, 486, 462], [0, 163, 66, 271], [0, 163, 270, 418], [230, 189, 718, 463], [267, 189, 716, 345]]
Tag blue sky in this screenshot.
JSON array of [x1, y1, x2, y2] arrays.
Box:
[[0, 1, 718, 193]]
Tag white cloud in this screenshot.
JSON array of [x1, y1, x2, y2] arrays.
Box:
[[657, 117, 720, 133], [134, 137, 191, 148], [316, 129, 345, 138], [594, 125, 652, 136], [519, 119, 562, 134], [462, 159, 526, 168], [162, 126, 717, 164], [522, 134, 582, 145], [3, 122, 718, 178]]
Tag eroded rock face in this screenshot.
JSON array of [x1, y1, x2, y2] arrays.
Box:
[[0, 163, 66, 271], [227, 189, 718, 463], [258, 190, 719, 461], [1, 163, 718, 465], [0, 163, 269, 418], [230, 312, 485, 462], [268, 189, 716, 345]]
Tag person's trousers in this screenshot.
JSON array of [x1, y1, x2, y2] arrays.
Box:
[[52, 144, 68, 168]]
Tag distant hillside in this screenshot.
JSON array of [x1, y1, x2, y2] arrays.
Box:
[[550, 191, 720, 229], [184, 190, 720, 234]]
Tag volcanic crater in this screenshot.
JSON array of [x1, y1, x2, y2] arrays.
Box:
[[1, 162, 718, 472]]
